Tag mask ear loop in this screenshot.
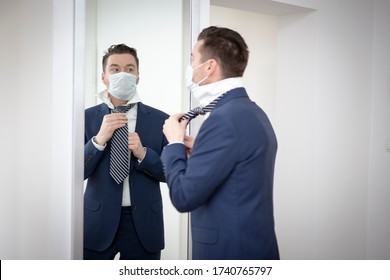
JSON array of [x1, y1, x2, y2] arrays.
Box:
[[191, 60, 210, 86], [192, 60, 210, 70], [196, 75, 209, 87]]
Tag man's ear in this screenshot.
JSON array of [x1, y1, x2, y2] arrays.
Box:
[[101, 72, 108, 87], [207, 59, 218, 75]]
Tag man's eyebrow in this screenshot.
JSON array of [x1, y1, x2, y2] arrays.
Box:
[[109, 63, 136, 68]]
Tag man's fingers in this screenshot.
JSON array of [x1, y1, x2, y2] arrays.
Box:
[[170, 113, 185, 121], [103, 113, 128, 129], [169, 113, 189, 127]]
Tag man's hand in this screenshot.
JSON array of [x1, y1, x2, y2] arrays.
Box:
[[163, 113, 189, 143], [95, 113, 127, 145], [184, 135, 195, 158], [128, 132, 145, 160]]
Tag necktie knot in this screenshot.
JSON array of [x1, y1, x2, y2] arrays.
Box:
[[112, 103, 135, 114], [179, 93, 226, 122], [192, 107, 206, 116]]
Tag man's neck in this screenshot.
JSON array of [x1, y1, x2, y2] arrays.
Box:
[[109, 94, 128, 108]]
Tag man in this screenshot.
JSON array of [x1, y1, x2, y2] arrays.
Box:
[[162, 26, 279, 260], [84, 44, 168, 259]]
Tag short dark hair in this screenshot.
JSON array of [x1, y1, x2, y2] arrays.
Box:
[[102, 43, 139, 72], [198, 26, 249, 78]]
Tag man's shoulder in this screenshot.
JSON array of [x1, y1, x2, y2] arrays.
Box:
[[85, 102, 107, 113], [138, 102, 169, 118]]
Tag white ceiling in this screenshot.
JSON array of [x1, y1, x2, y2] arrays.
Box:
[[210, 0, 314, 16]]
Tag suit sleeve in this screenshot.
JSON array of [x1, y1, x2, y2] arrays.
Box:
[[84, 138, 105, 180], [136, 145, 167, 182], [161, 114, 238, 212]]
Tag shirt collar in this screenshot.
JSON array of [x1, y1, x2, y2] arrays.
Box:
[[192, 77, 243, 107], [96, 89, 142, 109]]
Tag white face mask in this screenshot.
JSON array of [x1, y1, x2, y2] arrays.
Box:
[[185, 61, 209, 92], [108, 72, 137, 100]]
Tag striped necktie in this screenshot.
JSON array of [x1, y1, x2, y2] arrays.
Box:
[[110, 104, 134, 184], [179, 93, 226, 122]]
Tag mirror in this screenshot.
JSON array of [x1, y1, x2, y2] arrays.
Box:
[[83, 0, 190, 260]]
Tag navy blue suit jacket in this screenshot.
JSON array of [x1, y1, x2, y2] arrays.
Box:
[[161, 88, 279, 259], [84, 102, 168, 253]]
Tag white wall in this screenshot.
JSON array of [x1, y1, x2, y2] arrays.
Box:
[[367, 0, 390, 259], [0, 0, 23, 259], [274, 9, 318, 259], [0, 0, 81, 259], [210, 6, 277, 122], [85, 0, 188, 260], [210, 0, 390, 259], [277, 0, 390, 260], [1, 0, 54, 259], [92, 0, 185, 113]]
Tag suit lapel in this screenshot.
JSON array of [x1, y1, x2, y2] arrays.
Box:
[[91, 103, 110, 139], [96, 103, 110, 123]]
